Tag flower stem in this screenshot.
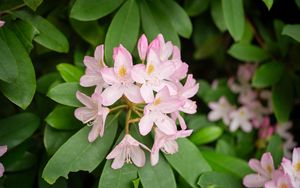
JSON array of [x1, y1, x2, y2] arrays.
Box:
[[128, 118, 141, 124], [109, 104, 128, 113], [132, 108, 143, 117], [125, 109, 132, 134]]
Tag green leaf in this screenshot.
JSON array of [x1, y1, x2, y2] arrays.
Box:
[[198, 172, 243, 188], [216, 139, 236, 156], [139, 0, 180, 47], [37, 72, 61, 94], [188, 114, 216, 131], [202, 150, 251, 179], [44, 125, 74, 156], [47, 82, 82, 107], [138, 154, 176, 188], [14, 10, 69, 53], [262, 0, 273, 10], [23, 0, 43, 11], [252, 61, 284, 88], [0, 36, 18, 83], [45, 105, 83, 130], [184, 0, 210, 17], [157, 0, 192, 38], [165, 138, 212, 187], [266, 134, 283, 167], [132, 178, 140, 188], [42, 115, 119, 184], [0, 27, 36, 109], [56, 63, 84, 83], [190, 126, 223, 145], [210, 0, 227, 32], [228, 43, 270, 62], [70, 0, 124, 21], [0, 113, 40, 149], [105, 0, 140, 65], [272, 75, 294, 123], [70, 19, 105, 46], [3, 151, 36, 172], [222, 0, 245, 41], [282, 24, 300, 42]]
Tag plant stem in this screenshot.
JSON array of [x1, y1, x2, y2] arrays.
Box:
[[125, 109, 132, 134], [128, 118, 141, 124], [109, 104, 128, 113], [0, 3, 26, 15], [132, 108, 143, 117]]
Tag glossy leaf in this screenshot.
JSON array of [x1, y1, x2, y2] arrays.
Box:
[[56, 63, 83, 83], [210, 0, 226, 32], [23, 0, 43, 11], [266, 134, 283, 167], [184, 0, 210, 17], [190, 126, 223, 145], [45, 105, 83, 130], [105, 0, 140, 65], [36, 72, 61, 94], [252, 61, 284, 88], [0, 113, 40, 149], [202, 150, 251, 179], [42, 115, 119, 184], [47, 82, 82, 107], [0, 36, 18, 83], [14, 10, 69, 53], [198, 171, 243, 188], [228, 43, 270, 62], [282, 24, 300, 42], [262, 0, 273, 10], [70, 0, 124, 21], [272, 75, 294, 123], [4, 151, 36, 172], [222, 0, 245, 41], [164, 138, 212, 187], [0, 27, 36, 109]]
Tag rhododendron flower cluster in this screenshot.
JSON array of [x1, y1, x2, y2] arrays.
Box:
[[0, 145, 7, 177], [243, 148, 300, 188], [207, 63, 296, 157], [75, 34, 197, 169]]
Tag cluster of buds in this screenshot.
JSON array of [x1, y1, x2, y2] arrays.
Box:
[[243, 148, 300, 188], [75, 34, 197, 169], [207, 64, 296, 157]]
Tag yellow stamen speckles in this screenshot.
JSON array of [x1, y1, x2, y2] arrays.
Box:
[[147, 64, 154, 75], [266, 165, 273, 174], [294, 162, 300, 172], [118, 66, 127, 77], [279, 184, 288, 188], [153, 98, 161, 106]]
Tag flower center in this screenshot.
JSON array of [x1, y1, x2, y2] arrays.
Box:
[[279, 183, 288, 188], [118, 66, 127, 78], [147, 64, 155, 75], [153, 98, 161, 106], [266, 164, 273, 174], [294, 162, 300, 172]]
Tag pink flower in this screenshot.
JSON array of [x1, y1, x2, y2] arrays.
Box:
[[137, 34, 148, 61], [101, 45, 143, 106], [139, 87, 183, 136], [80, 45, 107, 90], [0, 20, 4, 28], [169, 46, 188, 81], [243, 152, 276, 187], [106, 134, 150, 169], [208, 96, 235, 125], [281, 148, 300, 187], [74, 90, 109, 142], [258, 117, 274, 140], [265, 174, 293, 188], [237, 63, 256, 83], [229, 107, 253, 132], [148, 34, 173, 62], [0, 145, 7, 177], [277, 122, 297, 158], [151, 128, 192, 166]]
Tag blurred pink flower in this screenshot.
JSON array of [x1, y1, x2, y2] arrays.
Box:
[[106, 134, 150, 169], [0, 145, 7, 177], [258, 117, 274, 140], [229, 107, 253, 132], [0, 20, 4, 28], [237, 63, 256, 83], [101, 45, 143, 106], [265, 174, 293, 188], [277, 122, 297, 158], [208, 96, 235, 125], [74, 90, 109, 142], [281, 148, 300, 187], [151, 128, 192, 166]]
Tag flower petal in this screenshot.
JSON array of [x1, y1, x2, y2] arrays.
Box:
[[74, 107, 95, 123], [138, 34, 148, 61], [139, 114, 154, 136], [131, 64, 146, 84], [0, 163, 4, 177], [261, 152, 275, 175], [124, 84, 144, 104], [101, 67, 118, 85], [76, 91, 94, 108], [141, 84, 154, 103], [150, 151, 160, 166], [155, 114, 177, 135], [113, 45, 132, 68], [101, 85, 124, 106], [130, 146, 146, 167], [0, 146, 7, 157], [111, 150, 126, 169], [243, 174, 268, 187]]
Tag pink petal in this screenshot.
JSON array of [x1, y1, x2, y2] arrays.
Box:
[[111, 150, 126, 169], [261, 152, 275, 175], [176, 130, 193, 138], [131, 64, 146, 84], [141, 84, 154, 103], [208, 111, 222, 121], [179, 100, 197, 114], [159, 99, 183, 114], [113, 45, 132, 68], [139, 114, 154, 136], [0, 163, 4, 177], [80, 75, 102, 87], [160, 41, 173, 61], [172, 112, 187, 130], [0, 146, 7, 157], [124, 84, 144, 104], [172, 46, 181, 60], [83, 56, 97, 69], [94, 45, 104, 64], [76, 91, 94, 108], [229, 119, 239, 132], [150, 150, 160, 166], [155, 114, 177, 135], [171, 62, 188, 80], [88, 118, 103, 142], [292, 148, 300, 166], [130, 147, 146, 167], [0, 20, 5, 28], [74, 107, 95, 123], [162, 140, 178, 154], [101, 85, 124, 106], [157, 61, 176, 80], [101, 67, 119, 85], [107, 145, 123, 159], [248, 159, 267, 176], [138, 34, 148, 61], [243, 174, 268, 187], [241, 121, 252, 132], [147, 49, 161, 68]]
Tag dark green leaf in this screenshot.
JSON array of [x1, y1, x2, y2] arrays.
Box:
[[198, 172, 243, 188], [252, 61, 284, 88], [210, 0, 226, 32], [45, 105, 83, 130], [0, 36, 18, 83], [56, 63, 84, 83], [165, 138, 212, 187], [216, 139, 236, 156], [266, 134, 283, 167], [14, 10, 69, 53], [0, 113, 40, 149], [188, 114, 215, 131], [23, 0, 43, 11], [190, 126, 223, 145], [42, 115, 119, 184], [282, 24, 300, 42], [70, 0, 124, 21], [4, 151, 36, 172], [37, 72, 61, 94], [47, 82, 82, 107], [222, 0, 245, 41], [105, 0, 140, 65], [228, 43, 270, 62], [262, 0, 273, 10], [202, 150, 251, 179], [272, 75, 294, 123], [184, 0, 210, 17], [0, 27, 36, 109]]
